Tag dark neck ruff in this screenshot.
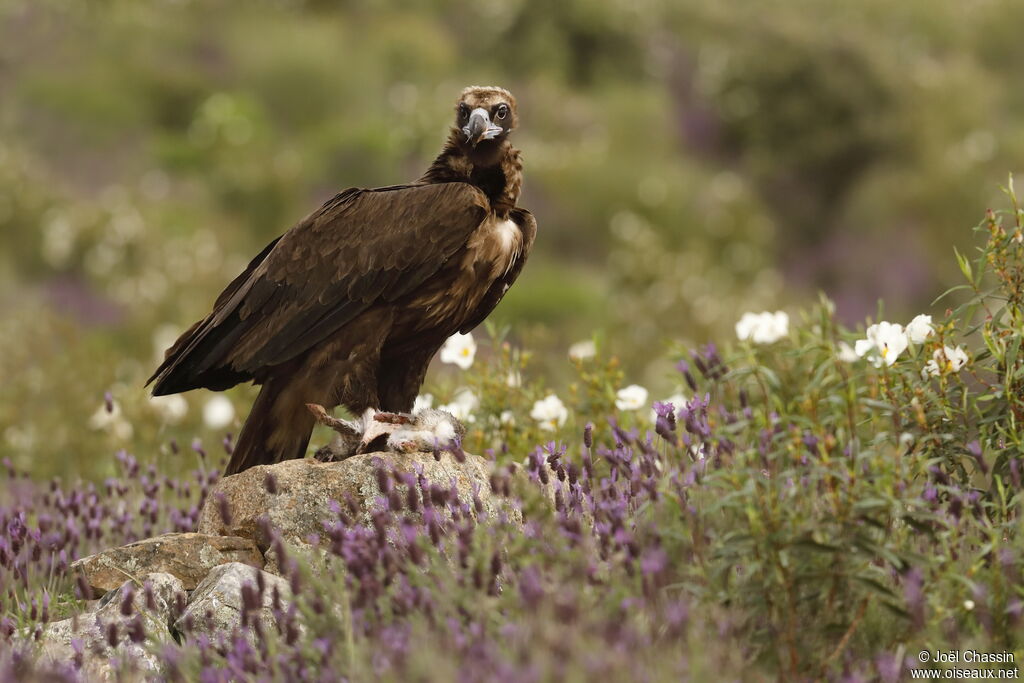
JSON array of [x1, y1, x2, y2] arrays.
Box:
[[419, 130, 522, 216]]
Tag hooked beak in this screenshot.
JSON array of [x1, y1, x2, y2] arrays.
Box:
[[462, 107, 503, 146]]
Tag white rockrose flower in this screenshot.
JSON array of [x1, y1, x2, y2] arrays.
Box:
[[439, 388, 478, 423], [945, 345, 969, 371], [439, 332, 476, 370], [568, 340, 597, 361], [855, 322, 908, 367], [202, 395, 235, 430], [735, 311, 789, 344], [735, 313, 757, 341], [906, 314, 934, 344], [530, 394, 568, 431], [499, 410, 515, 426], [836, 341, 860, 363], [924, 345, 969, 377], [412, 393, 434, 415], [615, 384, 649, 411], [148, 394, 188, 424]]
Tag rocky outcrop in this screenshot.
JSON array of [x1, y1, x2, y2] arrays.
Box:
[[196, 452, 517, 550], [71, 532, 263, 594], [33, 448, 528, 677]]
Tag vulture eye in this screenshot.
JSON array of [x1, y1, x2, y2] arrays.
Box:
[[495, 104, 509, 120], [458, 104, 469, 119]]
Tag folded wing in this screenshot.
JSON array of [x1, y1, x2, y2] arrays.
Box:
[[149, 183, 489, 395]]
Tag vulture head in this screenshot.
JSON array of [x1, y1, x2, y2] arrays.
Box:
[[455, 86, 518, 149]]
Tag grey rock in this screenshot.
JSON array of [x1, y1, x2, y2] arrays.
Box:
[[175, 562, 292, 642], [36, 572, 185, 680], [195, 451, 520, 550], [71, 532, 263, 594]]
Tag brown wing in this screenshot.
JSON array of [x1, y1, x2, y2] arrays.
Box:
[[458, 207, 537, 333], [149, 183, 488, 394]]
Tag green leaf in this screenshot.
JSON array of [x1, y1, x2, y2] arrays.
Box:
[[879, 601, 911, 620], [954, 246, 973, 283], [932, 284, 973, 306], [854, 575, 897, 599], [791, 538, 840, 553]]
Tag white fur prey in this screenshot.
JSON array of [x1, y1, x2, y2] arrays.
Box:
[[312, 406, 466, 460], [386, 409, 463, 453]]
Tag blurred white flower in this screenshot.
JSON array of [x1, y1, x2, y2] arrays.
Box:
[[837, 341, 859, 363], [665, 393, 688, 412], [439, 332, 476, 369], [412, 393, 433, 414], [499, 410, 515, 426], [111, 420, 134, 441], [963, 599, 975, 611], [88, 400, 133, 440], [42, 214, 75, 267], [568, 340, 596, 361], [906, 314, 934, 344], [615, 384, 649, 411], [148, 394, 188, 425], [924, 345, 969, 377], [152, 324, 181, 363], [531, 394, 568, 431], [735, 311, 789, 344], [855, 322, 908, 367], [88, 400, 122, 430], [203, 395, 235, 430], [651, 392, 688, 423], [506, 371, 522, 388], [439, 388, 478, 423]]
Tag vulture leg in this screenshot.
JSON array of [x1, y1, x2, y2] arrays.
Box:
[[377, 346, 438, 413], [227, 314, 392, 474], [226, 369, 327, 475]]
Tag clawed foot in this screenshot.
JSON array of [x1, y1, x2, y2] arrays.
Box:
[[307, 404, 466, 458]]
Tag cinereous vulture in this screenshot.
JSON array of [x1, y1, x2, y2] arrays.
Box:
[[148, 86, 535, 475]]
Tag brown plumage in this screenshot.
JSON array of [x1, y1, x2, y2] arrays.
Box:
[[148, 86, 536, 475]]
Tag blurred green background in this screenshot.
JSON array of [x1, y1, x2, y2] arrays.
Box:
[[2, 0, 1023, 479]]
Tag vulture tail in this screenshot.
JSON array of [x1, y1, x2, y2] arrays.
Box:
[[224, 375, 315, 476]]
